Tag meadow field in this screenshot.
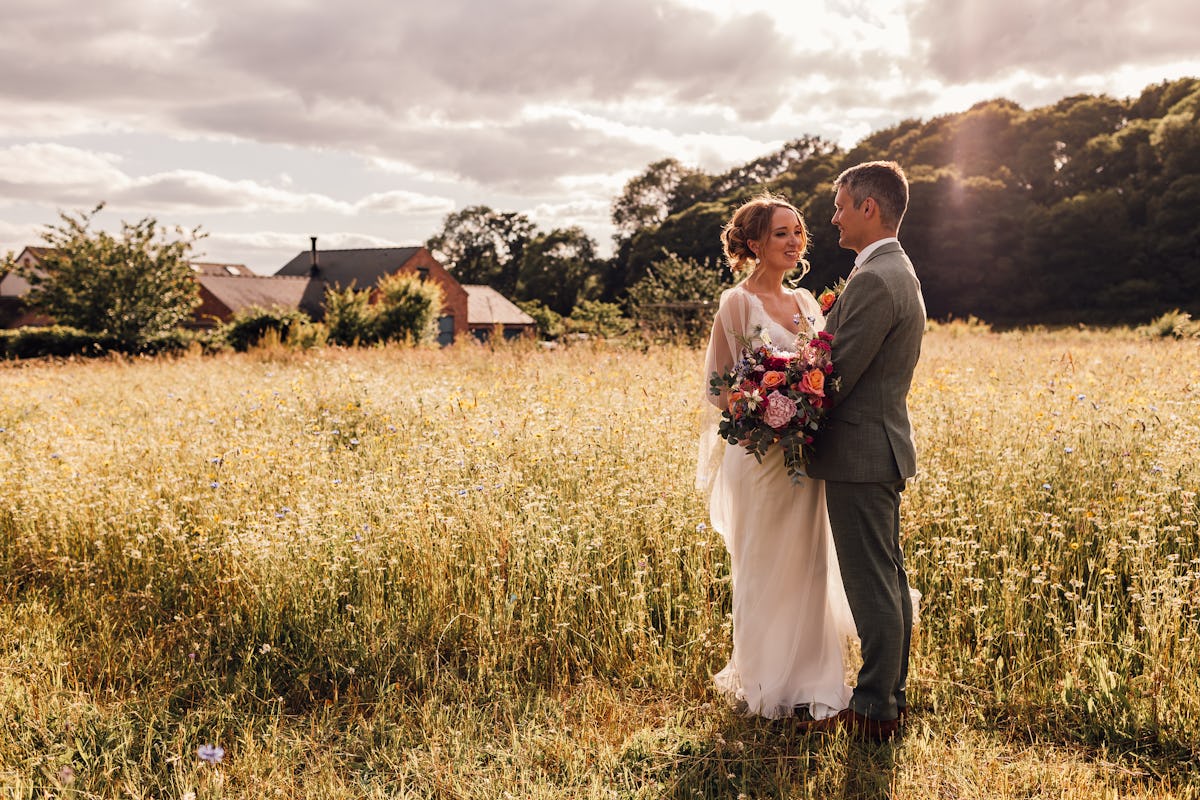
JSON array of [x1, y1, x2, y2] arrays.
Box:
[[1, 325, 1198, 799]]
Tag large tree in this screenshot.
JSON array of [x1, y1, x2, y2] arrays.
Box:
[[19, 203, 202, 345], [611, 158, 709, 241], [426, 206, 535, 296], [515, 227, 603, 316], [623, 200, 730, 289]]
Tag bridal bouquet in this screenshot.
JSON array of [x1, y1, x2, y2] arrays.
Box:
[[709, 328, 838, 480]]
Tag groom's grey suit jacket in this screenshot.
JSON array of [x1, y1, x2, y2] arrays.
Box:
[[805, 242, 925, 483]]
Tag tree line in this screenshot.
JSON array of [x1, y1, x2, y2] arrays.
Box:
[[5, 76, 1196, 352], [430, 76, 1200, 328]]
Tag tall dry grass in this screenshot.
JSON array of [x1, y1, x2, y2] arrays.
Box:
[[0, 326, 1197, 798]]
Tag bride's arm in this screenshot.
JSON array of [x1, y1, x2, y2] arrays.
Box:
[[702, 289, 750, 410], [696, 288, 749, 493]]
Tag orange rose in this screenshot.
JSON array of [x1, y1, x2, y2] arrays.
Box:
[[798, 368, 825, 397], [818, 289, 837, 313], [761, 370, 786, 389]]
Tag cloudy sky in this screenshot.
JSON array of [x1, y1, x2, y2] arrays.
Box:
[[2, 0, 1198, 272]]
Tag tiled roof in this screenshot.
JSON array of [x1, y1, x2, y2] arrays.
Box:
[[463, 285, 535, 327], [275, 246, 423, 289], [191, 261, 255, 276], [198, 274, 317, 314]]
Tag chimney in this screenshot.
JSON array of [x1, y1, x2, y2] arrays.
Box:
[[309, 236, 319, 276]]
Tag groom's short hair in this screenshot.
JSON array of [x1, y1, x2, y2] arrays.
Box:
[[834, 161, 909, 231]]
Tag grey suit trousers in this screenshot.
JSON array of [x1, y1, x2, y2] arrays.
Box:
[[824, 479, 912, 720]]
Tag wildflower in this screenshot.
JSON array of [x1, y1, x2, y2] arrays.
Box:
[[209, 481, 220, 489], [56, 765, 75, 785], [1064, 446, 1074, 454], [1042, 483, 1052, 491], [696, 522, 707, 532], [197, 744, 224, 764], [741, 386, 764, 411]]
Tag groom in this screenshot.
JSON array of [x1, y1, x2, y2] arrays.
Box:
[[805, 161, 925, 741]]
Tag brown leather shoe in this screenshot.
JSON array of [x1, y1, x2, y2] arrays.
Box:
[[836, 709, 900, 742], [793, 707, 841, 733]]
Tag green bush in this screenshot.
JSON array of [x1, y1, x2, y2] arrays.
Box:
[[0, 325, 202, 359], [324, 284, 376, 346], [517, 299, 565, 339], [625, 250, 727, 345], [1137, 309, 1200, 339], [128, 328, 199, 356], [373, 272, 444, 345], [219, 306, 314, 352], [0, 325, 112, 359], [567, 299, 630, 339]]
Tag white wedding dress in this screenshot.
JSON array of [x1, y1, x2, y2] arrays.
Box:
[[698, 285, 858, 719]]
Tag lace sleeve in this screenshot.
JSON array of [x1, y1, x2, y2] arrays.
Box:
[[696, 288, 752, 494], [702, 287, 754, 407]]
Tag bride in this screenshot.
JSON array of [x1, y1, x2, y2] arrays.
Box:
[[698, 194, 858, 720]]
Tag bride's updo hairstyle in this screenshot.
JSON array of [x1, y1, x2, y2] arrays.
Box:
[[720, 193, 810, 280]]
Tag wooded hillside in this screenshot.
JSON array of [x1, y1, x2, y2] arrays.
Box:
[[614, 77, 1200, 325]]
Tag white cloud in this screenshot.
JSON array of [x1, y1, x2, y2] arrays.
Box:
[[0, 0, 1196, 273], [0, 143, 125, 188], [529, 198, 614, 235], [909, 0, 1200, 84], [0, 219, 45, 257], [0, 143, 454, 217], [356, 190, 456, 216]]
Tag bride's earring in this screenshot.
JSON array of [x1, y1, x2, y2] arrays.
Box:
[[754, 257, 760, 266]]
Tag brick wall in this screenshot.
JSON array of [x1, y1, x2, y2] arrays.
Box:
[[397, 248, 469, 341]]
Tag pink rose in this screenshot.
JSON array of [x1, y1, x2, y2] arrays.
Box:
[[762, 391, 797, 429]]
